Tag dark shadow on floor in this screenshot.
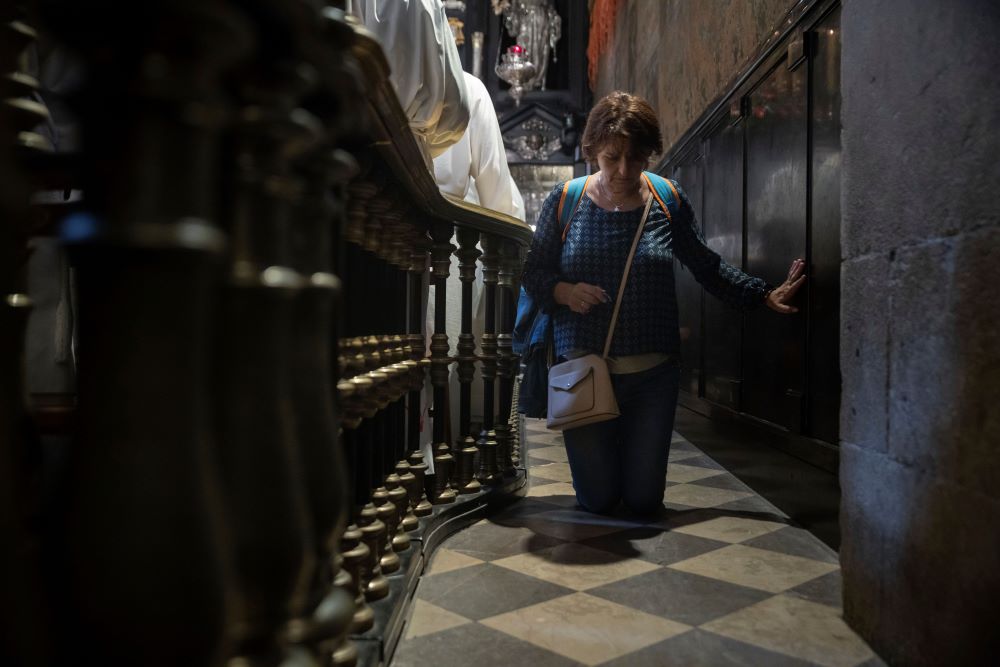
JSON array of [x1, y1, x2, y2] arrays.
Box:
[[674, 407, 841, 550], [486, 498, 794, 564]]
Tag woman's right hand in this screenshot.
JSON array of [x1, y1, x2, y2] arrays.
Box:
[[554, 281, 611, 315]]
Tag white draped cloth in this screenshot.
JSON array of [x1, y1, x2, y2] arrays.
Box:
[[434, 72, 526, 220], [352, 0, 470, 164], [428, 72, 525, 450]]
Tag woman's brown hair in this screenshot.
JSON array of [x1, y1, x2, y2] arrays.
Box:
[[580, 91, 663, 162]]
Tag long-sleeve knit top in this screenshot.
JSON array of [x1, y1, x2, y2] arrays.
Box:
[[521, 180, 771, 360]]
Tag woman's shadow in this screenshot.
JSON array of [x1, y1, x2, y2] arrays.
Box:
[[486, 492, 794, 565]]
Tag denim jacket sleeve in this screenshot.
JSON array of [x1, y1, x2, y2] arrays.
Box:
[[520, 183, 566, 313], [669, 181, 772, 309]]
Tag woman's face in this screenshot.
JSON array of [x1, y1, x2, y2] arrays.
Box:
[[596, 137, 649, 191]]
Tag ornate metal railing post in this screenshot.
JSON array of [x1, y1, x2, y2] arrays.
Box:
[[372, 207, 416, 553], [369, 336, 409, 570], [477, 233, 501, 484], [386, 331, 419, 533], [37, 3, 252, 664], [496, 239, 519, 477], [335, 342, 378, 639], [360, 334, 401, 576], [406, 239, 434, 515], [1, 6, 52, 662], [429, 220, 457, 503], [454, 228, 482, 494], [284, 131, 356, 660], [216, 62, 321, 667], [349, 343, 391, 605]]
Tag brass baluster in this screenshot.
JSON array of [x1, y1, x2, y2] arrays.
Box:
[[429, 221, 457, 503], [496, 239, 519, 477], [405, 239, 434, 516], [0, 6, 52, 662], [368, 338, 405, 574], [349, 368, 391, 604], [335, 341, 376, 638], [38, 2, 253, 663], [214, 11, 328, 657], [380, 336, 412, 553], [454, 228, 482, 494], [390, 333, 420, 532], [477, 233, 501, 484], [283, 135, 356, 660]]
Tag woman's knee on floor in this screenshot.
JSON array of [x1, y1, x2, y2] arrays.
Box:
[[575, 486, 621, 514], [622, 485, 666, 516]]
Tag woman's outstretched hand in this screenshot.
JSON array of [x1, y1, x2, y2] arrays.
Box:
[[766, 258, 806, 313]]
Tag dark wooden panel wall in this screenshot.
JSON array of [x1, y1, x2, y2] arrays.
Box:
[[662, 1, 842, 467]]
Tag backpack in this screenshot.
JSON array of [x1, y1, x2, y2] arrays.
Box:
[[514, 171, 681, 418]]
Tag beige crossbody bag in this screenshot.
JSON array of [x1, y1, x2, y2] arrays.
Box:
[[546, 193, 654, 431]]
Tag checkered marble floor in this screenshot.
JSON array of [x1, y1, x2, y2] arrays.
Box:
[[392, 419, 883, 667]]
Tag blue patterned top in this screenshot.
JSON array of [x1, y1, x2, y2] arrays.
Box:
[[521, 180, 771, 359]]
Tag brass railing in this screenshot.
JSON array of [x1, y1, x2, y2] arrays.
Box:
[[1, 3, 530, 666]]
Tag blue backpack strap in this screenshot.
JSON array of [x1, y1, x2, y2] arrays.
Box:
[[557, 175, 591, 242], [641, 171, 681, 223], [515, 176, 589, 354]]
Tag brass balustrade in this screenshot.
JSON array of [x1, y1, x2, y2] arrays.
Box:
[[3, 4, 532, 667]]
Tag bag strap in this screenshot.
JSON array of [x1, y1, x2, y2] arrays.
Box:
[[557, 175, 591, 242], [602, 193, 654, 358]]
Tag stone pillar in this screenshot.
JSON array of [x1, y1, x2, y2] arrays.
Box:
[[840, 1, 1000, 664]]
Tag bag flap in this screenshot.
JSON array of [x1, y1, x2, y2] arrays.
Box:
[[549, 365, 594, 392]]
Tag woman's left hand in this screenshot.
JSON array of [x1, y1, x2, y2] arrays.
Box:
[[766, 258, 806, 313]]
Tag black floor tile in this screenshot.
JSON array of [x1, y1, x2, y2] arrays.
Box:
[[490, 497, 570, 520], [392, 621, 581, 667], [670, 439, 700, 452], [787, 570, 843, 609], [415, 563, 573, 621], [587, 568, 772, 627], [598, 628, 815, 667], [714, 495, 786, 515], [743, 526, 839, 564], [442, 519, 567, 561], [674, 409, 840, 550], [676, 454, 727, 470], [686, 473, 754, 492], [580, 526, 729, 566]]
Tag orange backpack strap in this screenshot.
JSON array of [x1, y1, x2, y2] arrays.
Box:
[[641, 171, 680, 223]]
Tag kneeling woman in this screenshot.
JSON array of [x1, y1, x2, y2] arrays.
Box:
[[521, 91, 804, 515]]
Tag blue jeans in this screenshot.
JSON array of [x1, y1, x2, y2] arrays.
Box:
[[562, 361, 681, 515]]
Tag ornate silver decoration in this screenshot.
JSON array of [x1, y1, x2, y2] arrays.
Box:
[[495, 45, 536, 107], [520, 119, 549, 132], [493, 0, 562, 92], [508, 133, 562, 161]]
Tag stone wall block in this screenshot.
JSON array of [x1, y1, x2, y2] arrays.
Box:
[[886, 240, 954, 471], [839, 255, 890, 453], [946, 227, 1000, 496], [841, 443, 1000, 666], [842, 0, 1000, 258], [888, 229, 1000, 497]]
